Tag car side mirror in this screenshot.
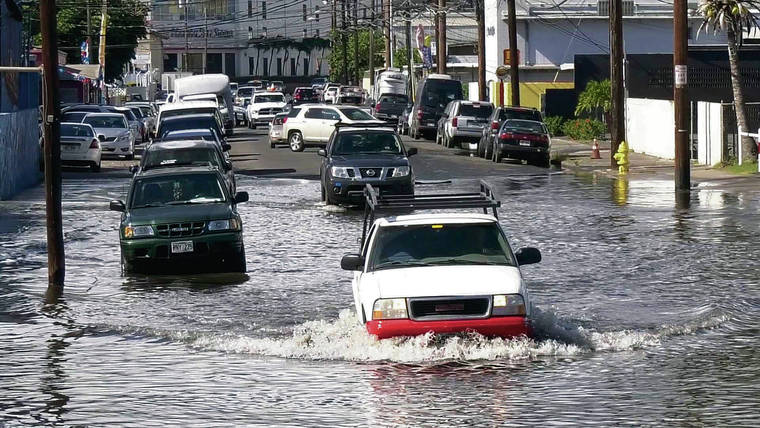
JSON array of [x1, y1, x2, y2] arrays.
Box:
[[407, 147, 418, 156], [317, 149, 327, 157], [129, 165, 139, 174], [341, 254, 365, 271], [225, 160, 233, 171], [109, 200, 126, 212], [515, 247, 542, 265], [233, 191, 249, 203], [222, 143, 231, 152]]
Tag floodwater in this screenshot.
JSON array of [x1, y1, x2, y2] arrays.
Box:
[[1, 173, 758, 426]]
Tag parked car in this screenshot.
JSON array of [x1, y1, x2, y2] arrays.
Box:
[[82, 112, 135, 159], [292, 87, 320, 105], [477, 106, 544, 159], [268, 112, 288, 148], [156, 113, 227, 143], [409, 74, 463, 140], [234, 105, 248, 126], [155, 102, 226, 139], [235, 86, 255, 106], [437, 100, 494, 151], [173, 74, 235, 136], [110, 165, 249, 274], [322, 84, 340, 104], [140, 139, 235, 194], [340, 183, 541, 339], [491, 119, 551, 167], [246, 92, 286, 129], [318, 125, 417, 205], [335, 86, 364, 106], [159, 128, 228, 152], [58, 122, 102, 172], [125, 102, 157, 138], [396, 103, 414, 136], [311, 77, 328, 90], [373, 93, 409, 123], [282, 105, 384, 152]]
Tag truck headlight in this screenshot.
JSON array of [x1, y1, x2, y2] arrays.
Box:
[[117, 132, 130, 142], [372, 298, 408, 320], [330, 166, 351, 178], [208, 218, 240, 231], [124, 225, 154, 239], [392, 166, 410, 177], [492, 294, 526, 316]]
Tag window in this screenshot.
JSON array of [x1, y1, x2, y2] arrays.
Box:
[[303, 58, 309, 77], [303, 4, 307, 21], [315, 29, 320, 37], [248, 0, 252, 17], [290, 58, 296, 75], [263, 58, 268, 76], [249, 57, 254, 75], [315, 6, 319, 22], [262, 1, 266, 19], [304, 108, 324, 119], [303, 29, 307, 38], [323, 109, 340, 120], [276, 58, 282, 76]]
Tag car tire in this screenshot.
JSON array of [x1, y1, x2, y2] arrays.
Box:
[[120, 255, 133, 276], [289, 131, 305, 152], [125, 153, 134, 161], [493, 145, 503, 163], [90, 160, 101, 172], [227, 249, 246, 273], [533, 154, 551, 168], [251, 122, 257, 130], [477, 137, 486, 158], [484, 138, 493, 159]]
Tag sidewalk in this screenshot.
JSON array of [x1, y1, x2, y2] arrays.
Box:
[[551, 137, 757, 184]]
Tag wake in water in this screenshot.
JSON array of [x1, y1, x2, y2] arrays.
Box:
[[180, 306, 728, 363]]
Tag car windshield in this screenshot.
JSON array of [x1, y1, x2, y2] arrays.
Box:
[[501, 109, 542, 121], [238, 87, 254, 97], [61, 124, 94, 137], [254, 94, 285, 103], [62, 112, 87, 123], [333, 132, 402, 155], [503, 120, 547, 134], [163, 130, 216, 142], [421, 79, 463, 108], [338, 107, 374, 121], [338, 96, 363, 105], [129, 107, 144, 118], [131, 174, 225, 208], [163, 108, 216, 120], [160, 117, 219, 138], [84, 116, 126, 128], [369, 223, 515, 271], [459, 104, 493, 118], [379, 94, 408, 104], [143, 148, 223, 170]]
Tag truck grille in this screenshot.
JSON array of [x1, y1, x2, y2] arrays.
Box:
[[359, 167, 383, 178], [156, 222, 205, 237], [408, 297, 491, 320], [259, 108, 282, 115]]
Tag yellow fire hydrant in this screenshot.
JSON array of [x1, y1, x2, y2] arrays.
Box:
[[613, 141, 630, 174]]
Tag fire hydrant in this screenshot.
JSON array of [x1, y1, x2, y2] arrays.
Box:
[[613, 141, 630, 174]]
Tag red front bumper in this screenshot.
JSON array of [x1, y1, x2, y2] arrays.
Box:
[[366, 316, 532, 340]]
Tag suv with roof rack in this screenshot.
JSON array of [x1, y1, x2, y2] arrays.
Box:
[[109, 165, 249, 274], [318, 124, 417, 205], [340, 182, 541, 340]]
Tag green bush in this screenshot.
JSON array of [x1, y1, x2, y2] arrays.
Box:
[[562, 118, 606, 141], [544, 116, 565, 136]]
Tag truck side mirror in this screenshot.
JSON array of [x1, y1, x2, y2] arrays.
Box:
[[515, 247, 541, 265], [109, 200, 126, 212], [341, 254, 365, 271], [407, 147, 418, 156], [222, 143, 232, 152], [317, 149, 327, 157], [233, 191, 249, 203]]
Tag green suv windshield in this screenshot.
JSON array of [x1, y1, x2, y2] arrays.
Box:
[[333, 132, 402, 155], [369, 223, 516, 271], [130, 174, 225, 208]]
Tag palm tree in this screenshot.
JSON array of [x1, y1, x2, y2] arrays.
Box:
[[697, 0, 760, 163]]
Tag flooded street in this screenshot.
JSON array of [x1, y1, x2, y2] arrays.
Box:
[[1, 173, 759, 426]]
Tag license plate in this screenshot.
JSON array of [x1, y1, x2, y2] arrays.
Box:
[[171, 241, 193, 254], [390, 114, 398, 119], [519, 140, 531, 146], [62, 144, 78, 151]]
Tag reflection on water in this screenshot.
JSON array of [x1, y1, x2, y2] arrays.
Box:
[[0, 174, 759, 425]]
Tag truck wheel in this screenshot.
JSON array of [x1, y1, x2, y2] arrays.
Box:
[[227, 249, 246, 273], [493, 145, 503, 163], [120, 255, 133, 276], [484, 138, 493, 159], [289, 131, 305, 152], [477, 137, 486, 158], [90, 160, 101, 172]]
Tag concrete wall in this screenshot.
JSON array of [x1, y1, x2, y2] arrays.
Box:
[[697, 101, 723, 166], [0, 110, 41, 200], [625, 97, 675, 159], [491, 81, 574, 109]]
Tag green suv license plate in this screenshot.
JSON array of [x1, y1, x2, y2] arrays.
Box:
[[171, 241, 194, 254]]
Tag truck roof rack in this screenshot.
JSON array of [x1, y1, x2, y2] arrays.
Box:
[[361, 181, 501, 247]]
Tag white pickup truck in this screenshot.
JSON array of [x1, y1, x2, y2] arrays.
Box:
[[341, 183, 541, 339]]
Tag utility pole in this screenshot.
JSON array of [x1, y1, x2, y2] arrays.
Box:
[[405, 10, 413, 100], [437, 0, 446, 74], [507, 0, 519, 105], [476, 0, 486, 100], [353, 0, 359, 84], [369, 0, 375, 89], [610, 0, 625, 167], [674, 0, 690, 191], [183, 0, 189, 73], [40, 0, 65, 302], [382, 0, 391, 69], [86, 0, 92, 64], [203, 4, 208, 74], [98, 0, 107, 103], [342, 0, 348, 84]]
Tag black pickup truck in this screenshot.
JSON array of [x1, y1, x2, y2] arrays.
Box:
[[372, 94, 409, 123]]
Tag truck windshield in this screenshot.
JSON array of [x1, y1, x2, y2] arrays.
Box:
[[368, 223, 515, 271], [131, 174, 225, 208], [338, 107, 374, 121], [333, 132, 402, 155], [254, 94, 285, 103], [379, 94, 408, 104]]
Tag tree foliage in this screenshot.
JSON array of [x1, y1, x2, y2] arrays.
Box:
[[574, 79, 611, 120], [24, 0, 148, 83], [392, 46, 422, 70], [328, 29, 385, 83], [696, 0, 760, 35]]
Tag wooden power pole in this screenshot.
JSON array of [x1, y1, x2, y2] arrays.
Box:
[[353, 0, 360, 84], [437, 0, 446, 74], [342, 0, 349, 84], [476, 0, 486, 100], [674, 0, 690, 190], [40, 0, 66, 302], [384, 0, 391, 68], [610, 0, 625, 167], [507, 0, 519, 105]]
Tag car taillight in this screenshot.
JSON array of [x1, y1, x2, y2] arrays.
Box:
[[491, 121, 499, 130], [90, 139, 99, 149], [282, 117, 288, 123], [451, 117, 458, 127], [416, 109, 423, 119], [500, 132, 514, 140]]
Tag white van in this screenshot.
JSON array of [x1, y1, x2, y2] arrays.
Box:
[[174, 74, 235, 135]]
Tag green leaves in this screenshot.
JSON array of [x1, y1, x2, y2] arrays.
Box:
[[696, 0, 760, 37], [327, 29, 385, 83], [574, 79, 611, 118]]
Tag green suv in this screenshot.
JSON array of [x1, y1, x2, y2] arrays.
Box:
[[109, 165, 249, 273]]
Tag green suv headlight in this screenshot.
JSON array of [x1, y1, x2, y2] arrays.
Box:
[[372, 298, 408, 320], [124, 225, 154, 239], [492, 294, 526, 316], [208, 218, 240, 231]]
